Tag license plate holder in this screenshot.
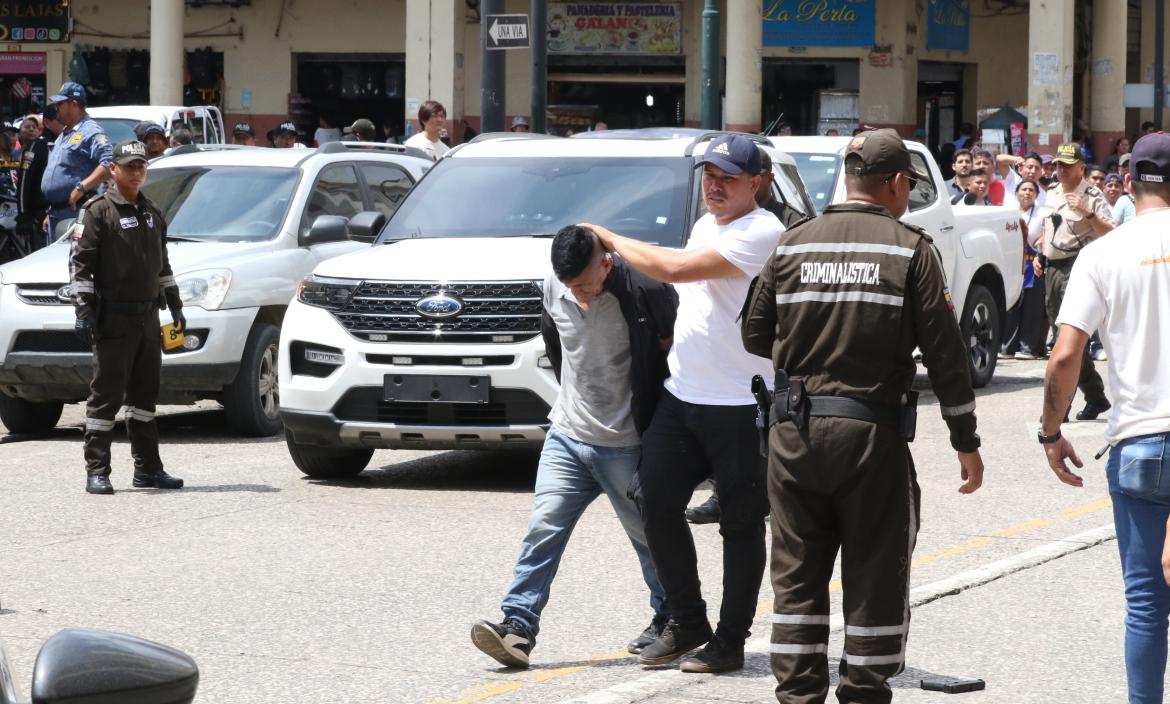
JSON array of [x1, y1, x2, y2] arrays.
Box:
[[383, 374, 490, 404]]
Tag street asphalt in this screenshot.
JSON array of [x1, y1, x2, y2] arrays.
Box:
[[0, 356, 1155, 702]]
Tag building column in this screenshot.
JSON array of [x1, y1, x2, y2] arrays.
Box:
[[725, 0, 762, 133], [405, 0, 465, 141], [858, 0, 917, 137], [149, 0, 184, 106], [1026, 0, 1074, 152], [1090, 0, 1128, 161]]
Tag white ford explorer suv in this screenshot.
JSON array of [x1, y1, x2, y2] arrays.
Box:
[[278, 130, 816, 478], [0, 142, 430, 436]]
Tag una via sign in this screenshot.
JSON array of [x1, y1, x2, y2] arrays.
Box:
[[487, 13, 529, 49]]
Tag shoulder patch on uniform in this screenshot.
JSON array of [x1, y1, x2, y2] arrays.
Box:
[[902, 222, 934, 242], [94, 134, 109, 146], [69, 132, 83, 145], [1084, 185, 1103, 197]]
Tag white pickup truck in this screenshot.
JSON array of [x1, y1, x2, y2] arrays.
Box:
[[777, 136, 1026, 387]]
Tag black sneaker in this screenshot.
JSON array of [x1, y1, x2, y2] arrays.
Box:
[[627, 613, 669, 654], [1076, 399, 1112, 421], [679, 635, 744, 673], [470, 618, 534, 668], [685, 494, 720, 525], [637, 619, 712, 666], [132, 469, 184, 489]]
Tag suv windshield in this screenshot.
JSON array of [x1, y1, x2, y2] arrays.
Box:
[[144, 166, 300, 242], [788, 152, 842, 214], [94, 118, 140, 145], [378, 157, 691, 246]]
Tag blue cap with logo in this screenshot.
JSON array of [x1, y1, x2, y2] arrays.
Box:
[[1130, 131, 1170, 183], [48, 81, 86, 105], [697, 134, 762, 176]]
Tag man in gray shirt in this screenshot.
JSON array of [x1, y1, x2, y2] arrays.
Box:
[[471, 225, 678, 669]]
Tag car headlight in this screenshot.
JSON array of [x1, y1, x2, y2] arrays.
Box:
[[176, 269, 232, 310], [296, 274, 360, 310]]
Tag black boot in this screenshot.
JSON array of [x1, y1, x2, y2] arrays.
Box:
[[86, 475, 114, 495], [637, 619, 712, 665], [679, 635, 745, 673], [627, 613, 669, 654], [1076, 399, 1112, 421], [685, 494, 720, 525], [133, 469, 184, 489]]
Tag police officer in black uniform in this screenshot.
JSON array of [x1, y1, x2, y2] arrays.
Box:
[[742, 129, 985, 703], [70, 139, 185, 495]]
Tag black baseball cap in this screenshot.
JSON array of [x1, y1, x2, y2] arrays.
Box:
[[274, 121, 297, 136], [134, 120, 165, 139], [1130, 132, 1170, 183], [344, 118, 375, 139], [232, 122, 254, 137], [844, 128, 928, 181], [697, 134, 762, 176], [112, 139, 149, 165]]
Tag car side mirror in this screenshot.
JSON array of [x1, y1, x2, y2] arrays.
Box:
[[302, 215, 350, 246], [31, 629, 198, 704], [347, 211, 388, 243]]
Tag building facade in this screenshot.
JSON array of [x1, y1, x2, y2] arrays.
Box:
[[0, 0, 1156, 159]]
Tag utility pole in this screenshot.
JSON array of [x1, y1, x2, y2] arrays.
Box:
[[531, 0, 547, 133], [481, 0, 506, 133], [701, 0, 721, 130], [1157, 0, 1165, 128]]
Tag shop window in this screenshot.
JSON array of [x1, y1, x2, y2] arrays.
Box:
[[71, 47, 223, 109], [908, 153, 938, 213], [359, 163, 414, 219], [303, 164, 364, 234]]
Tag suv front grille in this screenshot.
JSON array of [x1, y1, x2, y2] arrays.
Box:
[[12, 330, 89, 353], [333, 387, 550, 426], [16, 283, 70, 306], [332, 280, 542, 344]]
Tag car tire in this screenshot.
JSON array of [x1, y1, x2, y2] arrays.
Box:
[[223, 323, 283, 437], [0, 394, 64, 434], [285, 435, 373, 478], [959, 284, 999, 388]]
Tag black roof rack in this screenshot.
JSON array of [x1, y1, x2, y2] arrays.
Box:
[[467, 132, 562, 144], [318, 141, 430, 161]]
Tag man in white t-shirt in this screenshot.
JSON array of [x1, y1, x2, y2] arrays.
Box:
[[997, 151, 1048, 209], [1040, 132, 1170, 703], [584, 134, 783, 674], [403, 99, 451, 161]]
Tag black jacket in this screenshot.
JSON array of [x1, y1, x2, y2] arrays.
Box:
[[18, 132, 53, 218], [541, 256, 678, 436]]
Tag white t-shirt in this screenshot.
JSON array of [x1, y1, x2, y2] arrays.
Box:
[[1057, 207, 1170, 443], [1002, 167, 1047, 210], [404, 133, 450, 161], [314, 127, 342, 146], [664, 208, 782, 405]]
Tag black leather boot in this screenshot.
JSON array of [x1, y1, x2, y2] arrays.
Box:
[[133, 469, 184, 489], [86, 475, 114, 495], [685, 493, 720, 524]]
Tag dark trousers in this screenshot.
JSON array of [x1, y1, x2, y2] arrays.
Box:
[[638, 390, 768, 645], [1044, 259, 1108, 406], [768, 417, 920, 704], [83, 309, 165, 477], [1001, 284, 1046, 355]]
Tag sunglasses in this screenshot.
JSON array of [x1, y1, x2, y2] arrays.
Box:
[[883, 171, 919, 189]]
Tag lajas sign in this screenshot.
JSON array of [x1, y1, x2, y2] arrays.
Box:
[[0, 1, 70, 43], [763, 0, 875, 48]]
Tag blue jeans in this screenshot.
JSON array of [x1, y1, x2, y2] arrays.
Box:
[[500, 428, 665, 636], [1107, 431, 1170, 703]]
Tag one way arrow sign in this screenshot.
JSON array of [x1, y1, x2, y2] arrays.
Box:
[[486, 13, 529, 50]]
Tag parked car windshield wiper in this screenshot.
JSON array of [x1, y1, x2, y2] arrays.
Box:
[[166, 234, 210, 243]]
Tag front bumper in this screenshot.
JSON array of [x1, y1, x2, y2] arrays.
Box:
[[280, 300, 558, 451]]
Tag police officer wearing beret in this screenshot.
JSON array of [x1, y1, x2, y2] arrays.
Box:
[[1036, 142, 1115, 421], [70, 139, 185, 495], [742, 129, 985, 703], [41, 82, 113, 242]]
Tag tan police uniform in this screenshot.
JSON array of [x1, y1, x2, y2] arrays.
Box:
[[1040, 143, 1114, 412], [741, 129, 980, 704]]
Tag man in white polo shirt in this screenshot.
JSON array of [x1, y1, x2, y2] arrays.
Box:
[[1039, 131, 1170, 703], [584, 133, 783, 674]]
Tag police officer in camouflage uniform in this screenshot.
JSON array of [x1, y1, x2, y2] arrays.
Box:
[[70, 140, 185, 495], [41, 82, 113, 243], [1036, 142, 1115, 421], [741, 129, 985, 703]]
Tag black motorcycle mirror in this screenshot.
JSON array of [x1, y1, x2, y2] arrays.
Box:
[[30, 629, 198, 704]]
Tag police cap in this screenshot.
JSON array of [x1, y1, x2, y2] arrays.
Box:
[[1053, 143, 1085, 165], [844, 128, 928, 181], [112, 140, 149, 165]]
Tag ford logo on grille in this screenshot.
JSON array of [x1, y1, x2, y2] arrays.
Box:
[[415, 294, 463, 318]]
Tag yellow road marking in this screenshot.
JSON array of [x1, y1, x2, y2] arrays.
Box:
[[438, 497, 1111, 704]]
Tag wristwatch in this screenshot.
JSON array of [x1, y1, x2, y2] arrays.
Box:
[[1038, 429, 1063, 444], [1085, 210, 1096, 219], [73, 182, 85, 193]]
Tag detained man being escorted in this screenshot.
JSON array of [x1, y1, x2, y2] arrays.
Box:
[[583, 133, 784, 674], [741, 128, 985, 703]]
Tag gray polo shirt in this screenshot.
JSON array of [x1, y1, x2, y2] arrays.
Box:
[[544, 273, 639, 448]]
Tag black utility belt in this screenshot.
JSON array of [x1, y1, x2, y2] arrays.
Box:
[[770, 387, 918, 441], [1046, 256, 1078, 269], [101, 299, 158, 314]]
